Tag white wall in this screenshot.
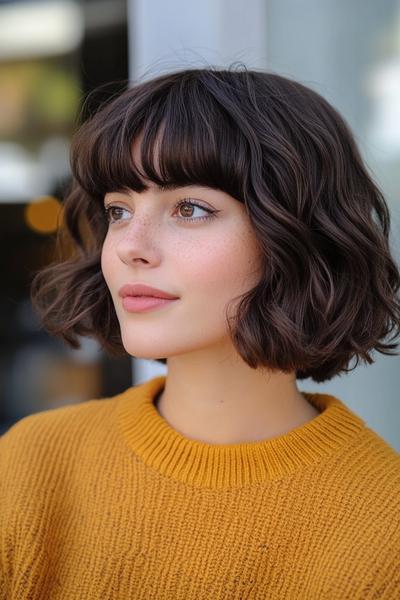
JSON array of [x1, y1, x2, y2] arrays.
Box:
[[128, 0, 268, 80]]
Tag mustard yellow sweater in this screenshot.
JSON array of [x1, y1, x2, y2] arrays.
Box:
[[1, 375, 399, 599]]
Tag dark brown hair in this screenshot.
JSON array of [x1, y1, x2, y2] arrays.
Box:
[[30, 65, 400, 382]]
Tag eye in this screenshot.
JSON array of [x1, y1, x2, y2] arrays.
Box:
[[104, 198, 219, 225], [174, 199, 217, 223], [104, 205, 131, 225]]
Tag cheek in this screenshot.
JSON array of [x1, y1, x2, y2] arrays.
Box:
[[181, 229, 261, 300]]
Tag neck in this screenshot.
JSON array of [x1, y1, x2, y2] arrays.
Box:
[[153, 347, 320, 445]]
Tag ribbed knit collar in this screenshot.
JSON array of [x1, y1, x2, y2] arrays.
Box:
[[117, 375, 366, 489]]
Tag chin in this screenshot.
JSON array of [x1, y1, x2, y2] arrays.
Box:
[[120, 339, 173, 360]]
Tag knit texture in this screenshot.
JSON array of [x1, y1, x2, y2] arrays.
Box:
[[0, 375, 399, 599]]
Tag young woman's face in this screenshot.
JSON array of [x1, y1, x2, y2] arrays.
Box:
[[100, 178, 263, 361]]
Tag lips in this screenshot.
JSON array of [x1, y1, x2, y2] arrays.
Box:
[[118, 283, 179, 300]]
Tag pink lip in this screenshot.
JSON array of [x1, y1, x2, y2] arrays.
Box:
[[122, 296, 178, 313], [118, 283, 179, 300]]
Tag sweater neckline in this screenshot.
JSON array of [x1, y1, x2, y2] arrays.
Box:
[[117, 375, 366, 489]]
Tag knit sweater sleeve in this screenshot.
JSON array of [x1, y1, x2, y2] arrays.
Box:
[[0, 416, 34, 599], [1, 420, 17, 598], [359, 435, 400, 599], [0, 431, 5, 600], [372, 519, 400, 598], [0, 398, 107, 599], [0, 412, 61, 599]]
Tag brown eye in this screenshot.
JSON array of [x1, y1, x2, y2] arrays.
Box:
[[178, 203, 196, 218], [174, 199, 217, 223], [104, 206, 131, 224]]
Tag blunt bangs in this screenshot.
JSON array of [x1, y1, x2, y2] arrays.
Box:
[[71, 70, 253, 205]]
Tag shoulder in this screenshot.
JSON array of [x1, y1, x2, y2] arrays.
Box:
[[0, 390, 130, 479], [334, 426, 400, 558], [339, 425, 400, 509], [0, 390, 135, 532], [355, 429, 400, 596], [355, 425, 399, 479], [1, 395, 110, 444]]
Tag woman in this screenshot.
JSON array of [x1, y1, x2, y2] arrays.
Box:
[[1, 66, 399, 599]]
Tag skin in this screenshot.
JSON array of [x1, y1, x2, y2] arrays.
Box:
[[100, 140, 320, 445]]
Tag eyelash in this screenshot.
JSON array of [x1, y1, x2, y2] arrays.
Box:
[[103, 198, 217, 225]]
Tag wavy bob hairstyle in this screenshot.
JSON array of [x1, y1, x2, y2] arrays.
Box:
[[30, 65, 400, 383]]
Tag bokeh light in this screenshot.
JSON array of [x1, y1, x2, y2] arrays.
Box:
[[24, 195, 63, 234]]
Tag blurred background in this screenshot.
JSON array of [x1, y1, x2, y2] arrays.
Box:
[[0, 0, 399, 450]]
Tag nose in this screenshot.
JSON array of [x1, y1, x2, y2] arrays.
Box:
[[115, 213, 161, 266]]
